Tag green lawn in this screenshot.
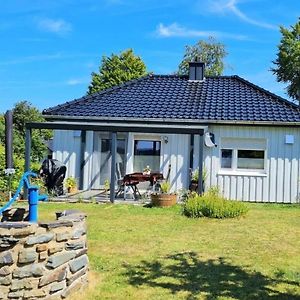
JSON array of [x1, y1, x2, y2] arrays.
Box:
[[38, 202, 300, 300]]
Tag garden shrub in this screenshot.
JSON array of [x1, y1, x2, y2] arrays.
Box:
[[0, 144, 46, 197], [0, 143, 25, 194], [182, 187, 248, 219]]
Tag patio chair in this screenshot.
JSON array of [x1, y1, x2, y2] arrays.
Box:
[[115, 164, 140, 200], [115, 162, 125, 197]]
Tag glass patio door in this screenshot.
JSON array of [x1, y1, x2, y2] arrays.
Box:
[[99, 137, 126, 187]]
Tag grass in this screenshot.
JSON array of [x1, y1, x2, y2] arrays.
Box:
[[37, 202, 300, 300]]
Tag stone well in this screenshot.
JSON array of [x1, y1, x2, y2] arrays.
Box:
[[0, 210, 88, 300]]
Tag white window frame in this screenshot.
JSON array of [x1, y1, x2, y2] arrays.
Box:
[[132, 134, 163, 172], [218, 138, 267, 177]]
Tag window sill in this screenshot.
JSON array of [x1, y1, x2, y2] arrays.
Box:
[[217, 170, 267, 177]]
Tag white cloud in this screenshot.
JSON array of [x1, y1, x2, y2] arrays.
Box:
[[0, 53, 99, 66], [156, 23, 248, 40], [38, 18, 72, 34], [0, 53, 62, 65], [66, 78, 89, 86], [206, 0, 277, 30]]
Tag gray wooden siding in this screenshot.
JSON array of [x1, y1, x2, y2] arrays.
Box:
[[196, 125, 300, 203], [53, 131, 190, 192], [53, 125, 300, 203], [126, 133, 190, 192], [52, 130, 81, 181], [160, 133, 190, 192]]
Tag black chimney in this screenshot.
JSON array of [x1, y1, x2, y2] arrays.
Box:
[[189, 61, 205, 81]]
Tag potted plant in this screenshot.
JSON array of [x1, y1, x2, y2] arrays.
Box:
[[143, 165, 151, 175], [151, 181, 177, 207], [189, 168, 207, 192], [104, 179, 110, 197], [65, 177, 77, 194]]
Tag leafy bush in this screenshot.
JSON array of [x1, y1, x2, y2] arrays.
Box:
[[182, 187, 248, 219], [0, 144, 44, 195], [31, 177, 48, 194], [0, 143, 25, 193]]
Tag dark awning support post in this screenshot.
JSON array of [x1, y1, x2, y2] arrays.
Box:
[[79, 130, 86, 190], [25, 128, 31, 172], [110, 131, 117, 203], [189, 134, 194, 184], [197, 134, 204, 195], [24, 128, 32, 199]]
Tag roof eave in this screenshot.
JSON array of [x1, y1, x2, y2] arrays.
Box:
[[43, 114, 300, 127]]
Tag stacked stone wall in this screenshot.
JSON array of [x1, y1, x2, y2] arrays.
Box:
[[0, 210, 88, 300]]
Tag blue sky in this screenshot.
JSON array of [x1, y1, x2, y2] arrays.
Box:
[[0, 0, 299, 113]]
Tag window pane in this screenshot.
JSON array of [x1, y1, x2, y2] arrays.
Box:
[[237, 150, 264, 169], [221, 149, 232, 168], [134, 140, 161, 172]]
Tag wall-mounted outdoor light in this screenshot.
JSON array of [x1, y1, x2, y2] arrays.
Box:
[[163, 136, 169, 144]]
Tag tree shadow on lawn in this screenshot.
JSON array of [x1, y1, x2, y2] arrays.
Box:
[[124, 252, 300, 300]]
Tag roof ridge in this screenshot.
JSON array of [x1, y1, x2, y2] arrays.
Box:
[[151, 74, 236, 79], [43, 74, 152, 114], [206, 75, 236, 79], [152, 74, 185, 78], [233, 75, 300, 110]]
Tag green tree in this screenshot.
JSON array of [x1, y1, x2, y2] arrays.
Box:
[[0, 102, 50, 194], [12, 101, 52, 162], [87, 49, 147, 94], [272, 19, 300, 101], [178, 37, 227, 76], [0, 114, 4, 145]]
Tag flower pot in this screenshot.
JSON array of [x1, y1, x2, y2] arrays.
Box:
[[189, 180, 205, 193], [67, 187, 77, 194], [151, 193, 177, 207], [189, 181, 198, 192]]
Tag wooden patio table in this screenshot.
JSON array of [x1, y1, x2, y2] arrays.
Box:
[[117, 172, 164, 199]]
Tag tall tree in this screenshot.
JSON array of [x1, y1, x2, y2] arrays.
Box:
[[272, 19, 300, 101], [0, 114, 4, 145], [12, 101, 52, 162], [0, 102, 51, 193], [87, 49, 147, 94], [178, 37, 227, 76]]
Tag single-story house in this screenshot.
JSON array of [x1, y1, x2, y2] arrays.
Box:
[[25, 62, 300, 203]]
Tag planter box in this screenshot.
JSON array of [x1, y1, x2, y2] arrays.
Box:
[[151, 194, 177, 207]]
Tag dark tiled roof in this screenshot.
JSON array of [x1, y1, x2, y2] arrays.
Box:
[[43, 75, 300, 123]]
